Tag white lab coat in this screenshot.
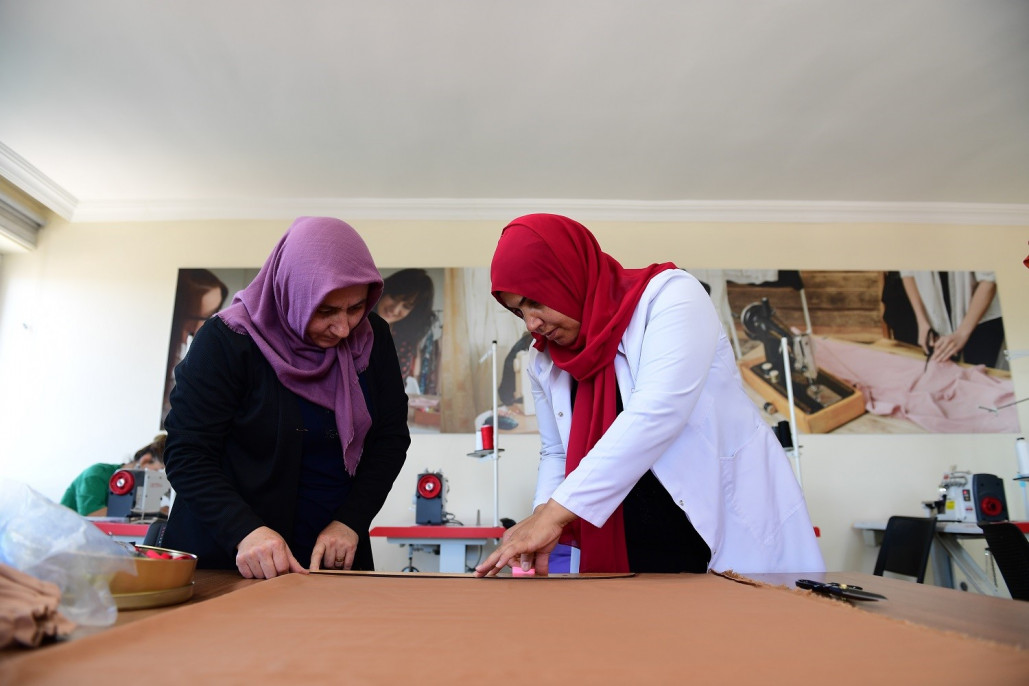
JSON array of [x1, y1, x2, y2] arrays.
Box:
[[529, 269, 825, 573]]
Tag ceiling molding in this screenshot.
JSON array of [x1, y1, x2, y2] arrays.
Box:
[[2, 146, 1020, 226], [70, 197, 1029, 226], [3, 144, 1026, 227], [0, 142, 78, 220]]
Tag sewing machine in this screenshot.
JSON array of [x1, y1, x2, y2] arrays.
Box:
[[925, 471, 1009, 524], [107, 468, 170, 518], [737, 298, 865, 433], [414, 471, 448, 525]]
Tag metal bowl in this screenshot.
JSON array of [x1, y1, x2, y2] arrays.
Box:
[[108, 545, 197, 595]]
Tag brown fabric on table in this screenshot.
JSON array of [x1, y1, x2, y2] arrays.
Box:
[[3, 573, 1028, 684], [0, 563, 75, 649]]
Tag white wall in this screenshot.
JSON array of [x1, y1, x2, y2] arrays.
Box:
[[0, 217, 1026, 574]]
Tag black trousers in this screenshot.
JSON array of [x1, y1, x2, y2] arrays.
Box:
[[622, 470, 711, 573], [570, 378, 710, 573], [962, 318, 1005, 367]]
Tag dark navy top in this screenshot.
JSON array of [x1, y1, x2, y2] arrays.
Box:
[[291, 375, 373, 567]]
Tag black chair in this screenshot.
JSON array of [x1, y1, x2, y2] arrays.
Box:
[[873, 515, 937, 583], [980, 522, 1029, 601], [142, 520, 168, 547]]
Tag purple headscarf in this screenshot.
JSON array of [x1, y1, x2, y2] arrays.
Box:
[[218, 217, 384, 475]]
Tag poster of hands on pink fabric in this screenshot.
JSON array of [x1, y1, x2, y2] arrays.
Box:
[[163, 267, 1019, 436]]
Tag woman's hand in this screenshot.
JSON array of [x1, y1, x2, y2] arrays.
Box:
[[310, 520, 360, 571], [236, 526, 307, 579], [931, 279, 995, 363], [474, 500, 576, 577], [930, 330, 969, 362]]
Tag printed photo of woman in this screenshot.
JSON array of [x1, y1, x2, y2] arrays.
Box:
[[375, 269, 441, 397]]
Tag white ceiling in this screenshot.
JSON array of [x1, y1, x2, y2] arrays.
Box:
[[1, 1, 1027, 226]]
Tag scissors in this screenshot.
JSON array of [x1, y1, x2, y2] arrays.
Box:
[[922, 328, 939, 373], [796, 579, 887, 602]]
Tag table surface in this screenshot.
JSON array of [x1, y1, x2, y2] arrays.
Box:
[[0, 570, 260, 666], [5, 568, 1028, 648], [52, 570, 261, 643], [746, 571, 1029, 649], [854, 519, 986, 535], [853, 519, 1029, 535], [3, 569, 1028, 683]]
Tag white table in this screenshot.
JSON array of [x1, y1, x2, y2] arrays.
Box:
[[853, 519, 1009, 596], [370, 525, 506, 573]]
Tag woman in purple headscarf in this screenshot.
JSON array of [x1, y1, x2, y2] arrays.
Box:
[[162, 217, 410, 578]]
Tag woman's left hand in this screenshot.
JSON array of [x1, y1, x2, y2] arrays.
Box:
[[310, 520, 360, 571], [930, 330, 970, 362]]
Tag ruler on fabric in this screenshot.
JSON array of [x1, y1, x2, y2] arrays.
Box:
[[310, 569, 635, 579]]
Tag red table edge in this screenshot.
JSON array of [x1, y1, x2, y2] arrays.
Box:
[[91, 521, 151, 536], [370, 526, 506, 539], [96, 521, 1025, 539], [93, 526, 506, 543], [95, 522, 511, 539]]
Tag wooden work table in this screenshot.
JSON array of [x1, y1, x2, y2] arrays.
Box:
[[0, 569, 258, 655], [3, 569, 1027, 683], [4, 570, 1028, 650], [746, 571, 1029, 650]]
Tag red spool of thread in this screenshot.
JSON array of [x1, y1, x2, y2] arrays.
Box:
[[109, 469, 136, 496], [480, 425, 494, 450]]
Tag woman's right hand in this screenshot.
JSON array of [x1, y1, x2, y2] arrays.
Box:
[[474, 500, 575, 577], [236, 526, 308, 579]]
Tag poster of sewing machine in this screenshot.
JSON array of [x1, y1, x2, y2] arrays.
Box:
[[163, 267, 1019, 436], [690, 269, 1018, 435]]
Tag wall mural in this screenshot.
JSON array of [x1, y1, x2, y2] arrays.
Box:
[[163, 267, 1020, 435], [160, 268, 255, 424]]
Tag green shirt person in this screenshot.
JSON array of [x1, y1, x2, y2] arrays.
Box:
[[60, 434, 166, 516]]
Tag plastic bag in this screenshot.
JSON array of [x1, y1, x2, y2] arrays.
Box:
[[0, 479, 137, 626]]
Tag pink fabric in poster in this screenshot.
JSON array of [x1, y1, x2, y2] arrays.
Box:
[[812, 338, 1020, 433]]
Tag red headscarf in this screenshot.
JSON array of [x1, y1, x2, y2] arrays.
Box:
[[490, 214, 676, 572]]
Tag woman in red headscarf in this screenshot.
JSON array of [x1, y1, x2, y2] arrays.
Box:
[[476, 214, 824, 576]]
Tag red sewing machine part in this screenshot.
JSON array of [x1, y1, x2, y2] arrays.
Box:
[[415, 471, 447, 525], [417, 473, 443, 499], [109, 469, 136, 496], [979, 496, 1004, 518]]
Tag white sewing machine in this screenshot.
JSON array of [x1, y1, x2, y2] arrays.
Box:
[[107, 468, 170, 517], [925, 471, 1009, 523]]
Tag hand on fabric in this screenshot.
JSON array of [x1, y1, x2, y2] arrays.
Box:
[[930, 330, 969, 362], [236, 526, 307, 579], [931, 279, 994, 363], [310, 520, 360, 571], [474, 500, 576, 578]]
